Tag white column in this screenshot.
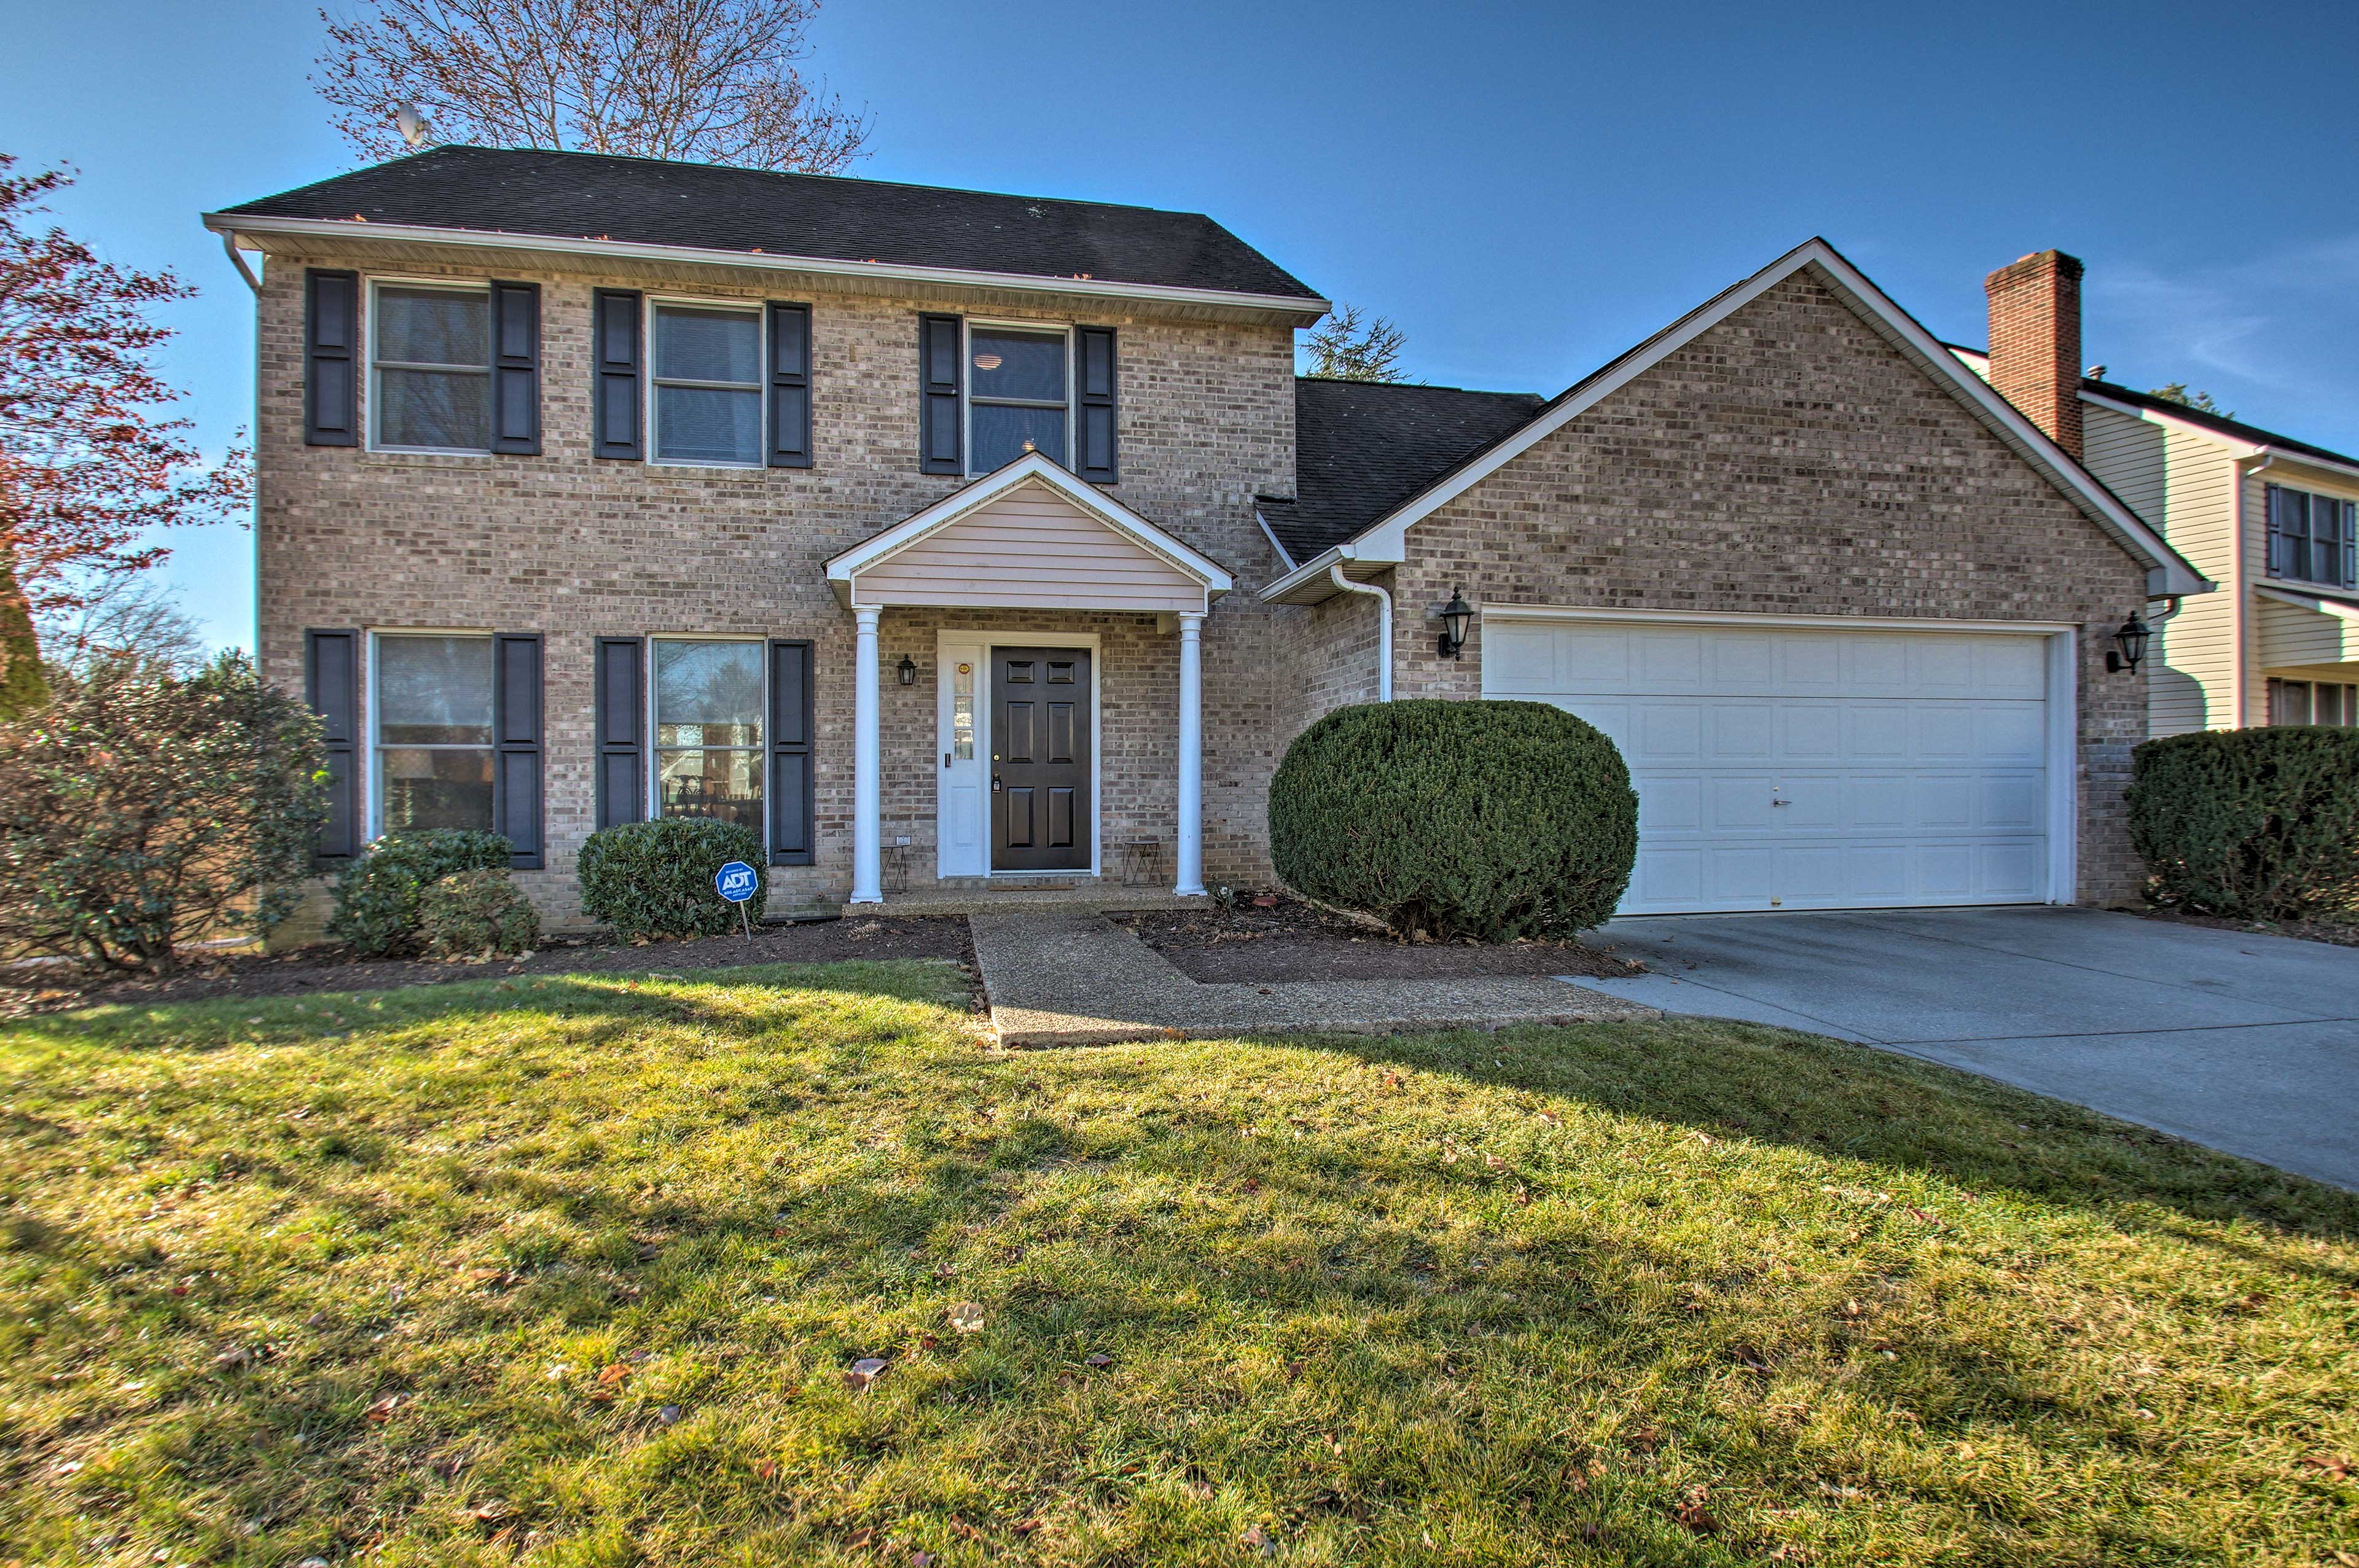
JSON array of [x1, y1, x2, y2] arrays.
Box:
[[1174, 611, 1206, 897], [850, 606, 883, 904]]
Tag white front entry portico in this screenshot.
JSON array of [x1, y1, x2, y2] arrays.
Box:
[[824, 453, 1232, 902]]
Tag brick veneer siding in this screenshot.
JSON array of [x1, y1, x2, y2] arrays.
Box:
[[1383, 270, 2150, 905], [252, 255, 1296, 925]]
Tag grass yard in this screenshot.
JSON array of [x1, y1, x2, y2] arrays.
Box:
[[1, 961, 2355, 1567]]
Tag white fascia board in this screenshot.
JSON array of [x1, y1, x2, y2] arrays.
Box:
[[2255, 583, 2359, 621], [1258, 542, 1399, 604], [201, 211, 1331, 325], [825, 451, 1233, 597], [1344, 238, 2208, 599], [2081, 390, 2359, 484]]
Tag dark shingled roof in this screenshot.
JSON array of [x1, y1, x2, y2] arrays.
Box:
[[217, 146, 1322, 302], [1265, 378, 1547, 563]]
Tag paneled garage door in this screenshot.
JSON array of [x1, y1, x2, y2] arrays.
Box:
[[1482, 616, 2061, 915]]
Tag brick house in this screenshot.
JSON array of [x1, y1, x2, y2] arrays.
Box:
[[203, 150, 2204, 927]]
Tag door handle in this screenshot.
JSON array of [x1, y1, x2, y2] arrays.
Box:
[[992, 774, 1003, 792]]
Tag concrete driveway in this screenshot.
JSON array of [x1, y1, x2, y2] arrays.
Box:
[[1579, 906, 2359, 1189]]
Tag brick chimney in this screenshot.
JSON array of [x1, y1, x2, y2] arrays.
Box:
[[1984, 249, 2084, 459]]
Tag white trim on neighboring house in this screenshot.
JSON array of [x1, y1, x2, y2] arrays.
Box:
[[200, 212, 1332, 327], [1262, 238, 2207, 604], [824, 450, 1234, 609], [2079, 389, 2359, 483], [2256, 583, 2359, 620]]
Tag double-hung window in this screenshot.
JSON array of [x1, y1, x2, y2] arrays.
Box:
[[968, 324, 1070, 473], [2266, 483, 2359, 589], [2269, 677, 2359, 727], [372, 283, 493, 451], [375, 634, 496, 831], [652, 303, 763, 465], [652, 639, 765, 830]]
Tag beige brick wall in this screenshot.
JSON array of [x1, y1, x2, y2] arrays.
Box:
[[254, 254, 1296, 925], [1380, 271, 2151, 905]]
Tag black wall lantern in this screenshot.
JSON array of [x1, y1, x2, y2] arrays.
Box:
[[1436, 588, 1474, 660], [896, 653, 918, 685], [2106, 614, 2151, 674]]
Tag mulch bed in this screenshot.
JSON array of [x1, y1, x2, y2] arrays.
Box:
[[1, 916, 975, 1018], [2138, 908, 2359, 951], [1114, 899, 1641, 985]]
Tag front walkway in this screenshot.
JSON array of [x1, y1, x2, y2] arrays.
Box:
[[969, 911, 1656, 1047], [1581, 906, 2359, 1190]]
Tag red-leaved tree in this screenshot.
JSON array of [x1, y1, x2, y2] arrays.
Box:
[[0, 155, 252, 718]]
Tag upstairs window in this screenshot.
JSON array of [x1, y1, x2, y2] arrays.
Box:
[[372, 284, 491, 451], [969, 325, 1068, 473], [652, 303, 763, 465], [652, 638, 765, 830], [2266, 483, 2358, 588]]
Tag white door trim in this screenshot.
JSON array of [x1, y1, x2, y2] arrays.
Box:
[[937, 628, 1102, 879], [1482, 607, 2081, 908]]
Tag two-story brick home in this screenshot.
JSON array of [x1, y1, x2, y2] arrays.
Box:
[[204, 149, 2204, 927]]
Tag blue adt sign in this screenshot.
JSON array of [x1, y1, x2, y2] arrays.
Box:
[[714, 861, 759, 903]]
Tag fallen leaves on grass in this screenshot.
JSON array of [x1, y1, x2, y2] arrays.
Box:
[[843, 1357, 889, 1392], [947, 1302, 986, 1335]]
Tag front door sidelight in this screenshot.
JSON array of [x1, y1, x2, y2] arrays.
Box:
[[992, 646, 1090, 871]]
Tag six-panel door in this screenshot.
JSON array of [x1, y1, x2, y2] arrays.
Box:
[[992, 646, 1092, 871]]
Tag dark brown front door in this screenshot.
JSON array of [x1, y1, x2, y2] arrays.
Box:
[[992, 646, 1090, 871]]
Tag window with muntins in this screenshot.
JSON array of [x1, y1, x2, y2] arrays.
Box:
[[373, 284, 492, 451], [2269, 677, 2358, 727], [376, 634, 496, 830], [653, 639, 765, 830], [652, 303, 763, 464], [2266, 483, 2359, 588], [968, 325, 1069, 473]]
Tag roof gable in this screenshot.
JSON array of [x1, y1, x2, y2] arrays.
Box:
[[1263, 238, 2206, 603]]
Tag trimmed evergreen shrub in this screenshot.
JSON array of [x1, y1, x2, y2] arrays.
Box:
[[578, 817, 768, 939], [2127, 727, 2359, 922], [330, 829, 515, 957], [418, 868, 541, 958], [1269, 699, 1638, 941]]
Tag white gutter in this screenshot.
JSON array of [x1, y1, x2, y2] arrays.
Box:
[[200, 212, 1332, 324], [1327, 563, 1393, 701], [2083, 388, 2359, 484], [218, 232, 260, 294]]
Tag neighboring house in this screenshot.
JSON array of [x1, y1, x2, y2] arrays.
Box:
[[203, 149, 2202, 927], [1952, 254, 2359, 735]]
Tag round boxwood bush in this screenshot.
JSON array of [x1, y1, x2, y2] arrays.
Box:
[[329, 829, 515, 956], [2127, 727, 2359, 922], [578, 817, 768, 939], [418, 868, 541, 958], [1270, 698, 1638, 942]]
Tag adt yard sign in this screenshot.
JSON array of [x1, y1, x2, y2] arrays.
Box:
[[714, 860, 758, 940]]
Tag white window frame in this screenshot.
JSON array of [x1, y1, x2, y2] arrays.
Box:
[[964, 318, 1074, 475], [645, 295, 767, 470], [644, 633, 771, 851], [365, 276, 496, 455], [363, 627, 498, 840]]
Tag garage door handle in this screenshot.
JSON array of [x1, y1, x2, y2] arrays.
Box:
[[1772, 799, 1790, 807]]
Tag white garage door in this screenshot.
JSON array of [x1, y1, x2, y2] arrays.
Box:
[[1483, 617, 2060, 915]]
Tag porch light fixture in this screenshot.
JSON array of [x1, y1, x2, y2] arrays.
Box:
[[896, 653, 918, 685], [1436, 588, 1474, 660], [2107, 613, 2151, 674]]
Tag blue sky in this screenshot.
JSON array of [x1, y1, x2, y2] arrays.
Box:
[[5, 0, 2356, 650]]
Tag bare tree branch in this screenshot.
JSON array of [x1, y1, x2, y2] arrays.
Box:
[[314, 0, 872, 173]]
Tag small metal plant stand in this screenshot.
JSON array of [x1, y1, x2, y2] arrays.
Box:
[[1121, 838, 1165, 888], [882, 838, 911, 895]]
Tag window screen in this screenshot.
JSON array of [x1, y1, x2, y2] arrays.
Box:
[[653, 305, 763, 464], [374, 286, 491, 450]]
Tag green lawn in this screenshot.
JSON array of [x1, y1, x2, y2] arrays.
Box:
[[2, 962, 2354, 1567]]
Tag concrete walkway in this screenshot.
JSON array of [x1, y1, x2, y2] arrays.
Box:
[[969, 910, 1657, 1048], [1581, 906, 2359, 1189]]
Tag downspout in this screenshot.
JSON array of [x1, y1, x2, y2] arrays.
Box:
[[2235, 451, 2276, 726], [1328, 561, 1392, 701], [219, 232, 261, 295]]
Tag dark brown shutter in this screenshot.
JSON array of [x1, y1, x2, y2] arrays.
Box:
[[769, 639, 814, 865], [492, 633, 544, 867], [592, 289, 644, 460], [303, 628, 361, 865], [490, 281, 541, 454], [767, 301, 812, 468], [918, 313, 963, 474], [303, 270, 359, 447], [594, 636, 646, 829], [1076, 325, 1118, 483]]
